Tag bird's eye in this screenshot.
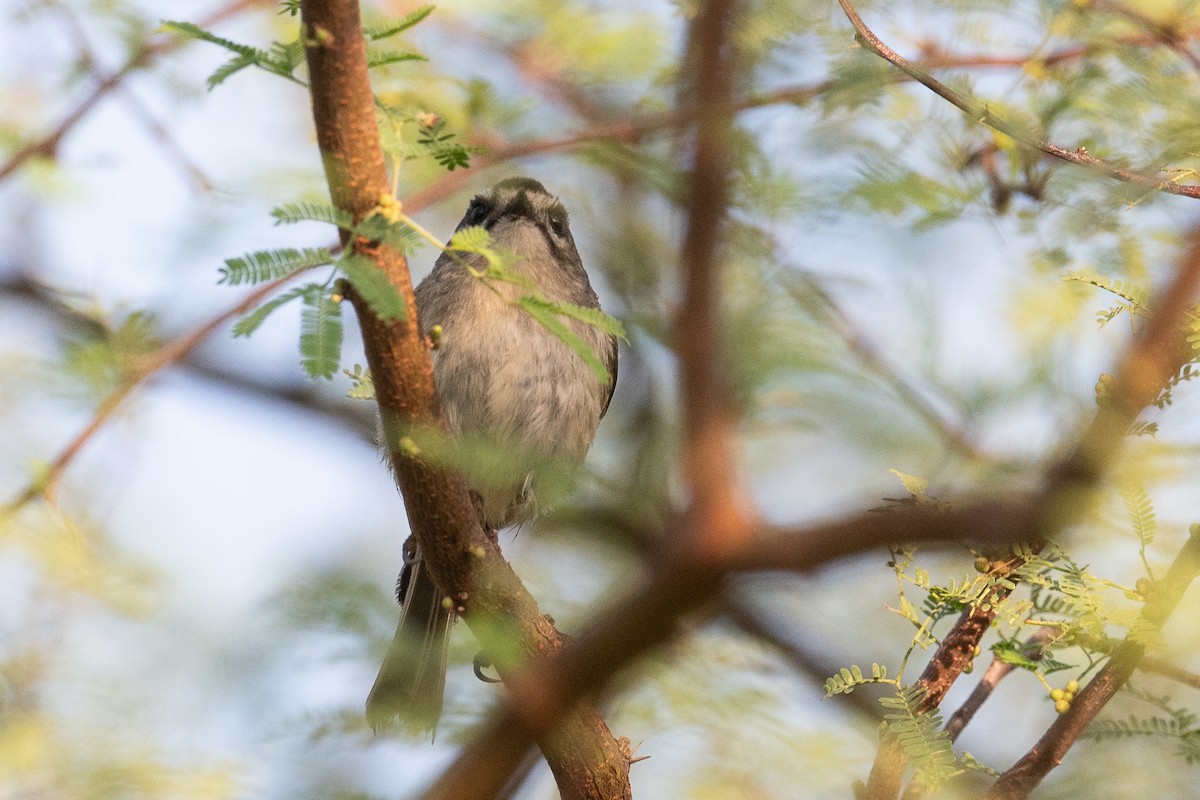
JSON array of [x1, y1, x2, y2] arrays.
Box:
[[548, 209, 567, 236], [464, 199, 489, 226]]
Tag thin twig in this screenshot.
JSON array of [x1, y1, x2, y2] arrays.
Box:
[[1, 274, 298, 516], [986, 527, 1200, 799], [1089, 0, 1200, 72], [50, 0, 215, 191], [784, 272, 983, 462], [0, 0, 270, 183], [835, 0, 1200, 200]]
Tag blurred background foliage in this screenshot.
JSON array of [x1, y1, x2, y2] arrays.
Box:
[[3, 0, 1200, 797]]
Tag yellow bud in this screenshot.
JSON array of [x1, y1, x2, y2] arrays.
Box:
[[1055, 699, 1071, 713], [1066, 680, 1079, 694]]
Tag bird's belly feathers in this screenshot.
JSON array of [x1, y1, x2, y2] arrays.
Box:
[[428, 302, 607, 526]]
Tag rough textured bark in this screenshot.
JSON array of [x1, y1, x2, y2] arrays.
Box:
[[986, 529, 1200, 799], [420, 1, 746, 796], [297, 2, 630, 798]]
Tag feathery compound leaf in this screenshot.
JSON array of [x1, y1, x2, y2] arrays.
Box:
[[337, 254, 407, 321], [206, 53, 257, 89], [266, 39, 307, 75], [1120, 481, 1157, 549], [232, 285, 309, 337], [343, 365, 375, 400], [367, 50, 427, 69], [448, 226, 505, 272], [219, 248, 334, 286], [517, 296, 612, 384], [271, 202, 354, 230], [365, 5, 435, 40], [299, 289, 344, 379], [160, 21, 263, 59], [521, 296, 628, 340], [1064, 270, 1149, 316], [881, 686, 958, 790]]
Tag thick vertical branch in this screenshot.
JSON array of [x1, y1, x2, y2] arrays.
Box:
[[420, 1, 747, 796], [675, 0, 752, 562], [296, 3, 629, 799]]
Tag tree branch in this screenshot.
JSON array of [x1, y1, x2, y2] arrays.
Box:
[[0, 0, 270, 183], [295, 3, 629, 799], [986, 527, 1200, 799], [835, 0, 1200, 200], [418, 2, 746, 795], [0, 273, 298, 517]]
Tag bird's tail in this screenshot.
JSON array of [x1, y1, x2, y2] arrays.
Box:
[[365, 538, 454, 734]]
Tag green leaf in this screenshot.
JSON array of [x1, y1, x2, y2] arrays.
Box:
[[517, 296, 612, 384], [337, 254, 407, 321], [889, 469, 928, 500], [265, 39, 306, 77], [343, 364, 375, 400], [364, 5, 435, 40], [219, 247, 334, 286], [521, 295, 627, 340], [299, 289, 343, 379], [206, 53, 257, 89], [352, 214, 422, 252], [367, 50, 427, 69], [447, 225, 504, 270], [271, 201, 354, 230], [991, 640, 1041, 671], [160, 21, 263, 59], [1120, 480, 1157, 549], [232, 285, 309, 337]]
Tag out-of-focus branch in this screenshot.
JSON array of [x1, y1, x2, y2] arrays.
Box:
[[1089, 0, 1200, 72], [1, 273, 298, 516], [296, 3, 630, 799], [0, 0, 271, 183], [835, 0, 1200, 200], [50, 0, 214, 191], [987, 527, 1200, 799], [420, 2, 746, 796], [784, 271, 983, 463], [1138, 655, 1200, 690], [0, 273, 377, 439]]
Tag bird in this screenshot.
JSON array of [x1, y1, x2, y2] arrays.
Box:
[[365, 177, 618, 733]]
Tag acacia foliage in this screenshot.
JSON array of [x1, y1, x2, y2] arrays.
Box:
[[3, 1, 1200, 798]]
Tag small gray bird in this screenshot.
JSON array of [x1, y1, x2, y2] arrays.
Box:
[[366, 177, 618, 732]]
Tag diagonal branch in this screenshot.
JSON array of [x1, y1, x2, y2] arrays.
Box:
[[0, 272, 299, 517], [0, 0, 271, 183], [835, 0, 1200, 201], [295, 3, 629, 799], [986, 527, 1200, 799]]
